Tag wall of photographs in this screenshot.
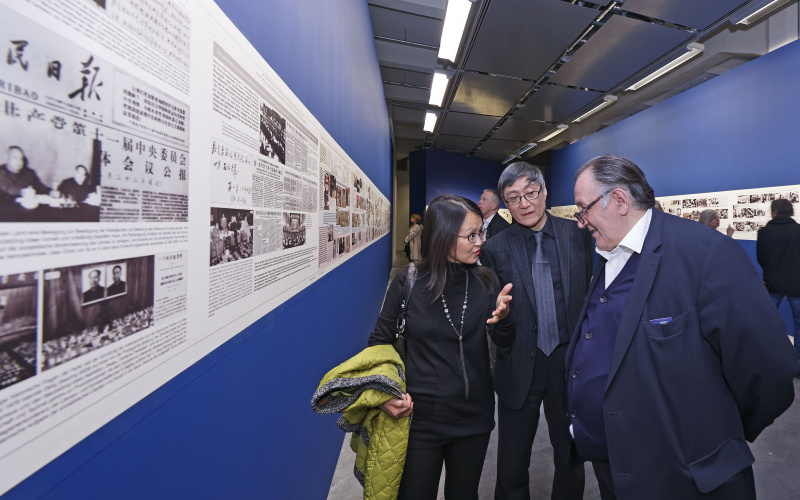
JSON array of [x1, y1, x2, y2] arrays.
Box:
[[550, 184, 800, 240], [0, 0, 390, 495]]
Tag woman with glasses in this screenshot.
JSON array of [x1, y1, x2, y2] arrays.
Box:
[[369, 194, 515, 499]]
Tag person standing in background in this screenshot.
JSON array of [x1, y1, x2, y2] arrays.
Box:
[[405, 213, 423, 264], [699, 208, 734, 237], [478, 188, 510, 239], [757, 198, 800, 378]]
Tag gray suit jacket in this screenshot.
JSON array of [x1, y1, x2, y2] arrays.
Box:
[[481, 214, 593, 409]]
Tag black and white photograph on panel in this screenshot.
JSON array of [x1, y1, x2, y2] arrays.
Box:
[[106, 263, 127, 298], [42, 256, 155, 370], [82, 267, 107, 305], [733, 221, 764, 232], [334, 185, 350, 208], [283, 213, 306, 249], [210, 207, 253, 266], [336, 209, 350, 227], [323, 171, 331, 210], [682, 210, 701, 222], [259, 103, 286, 165], [0, 272, 38, 392], [0, 143, 102, 223], [682, 198, 697, 209]]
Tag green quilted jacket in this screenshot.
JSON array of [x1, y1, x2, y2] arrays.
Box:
[[311, 344, 409, 500]]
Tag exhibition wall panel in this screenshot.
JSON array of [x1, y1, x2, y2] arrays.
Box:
[[1, 0, 391, 498]]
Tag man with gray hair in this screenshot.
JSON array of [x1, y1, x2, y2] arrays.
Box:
[[567, 154, 796, 499], [481, 161, 592, 499], [478, 188, 510, 239]]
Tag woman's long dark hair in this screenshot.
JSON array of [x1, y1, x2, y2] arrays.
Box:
[[419, 194, 498, 303]]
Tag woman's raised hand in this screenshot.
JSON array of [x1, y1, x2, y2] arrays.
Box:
[[487, 283, 513, 324]]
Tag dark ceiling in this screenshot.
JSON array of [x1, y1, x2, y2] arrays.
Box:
[[371, 0, 798, 164]]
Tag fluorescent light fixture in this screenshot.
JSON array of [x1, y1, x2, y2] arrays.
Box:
[[518, 142, 537, 155], [736, 0, 791, 25], [423, 112, 439, 133], [538, 124, 568, 142], [429, 72, 450, 107], [573, 95, 617, 123], [438, 0, 473, 62], [626, 43, 704, 91], [502, 155, 518, 164]]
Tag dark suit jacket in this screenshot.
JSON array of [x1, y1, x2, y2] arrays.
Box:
[[107, 280, 126, 296], [482, 214, 593, 409], [565, 209, 796, 499], [485, 213, 510, 239], [83, 286, 105, 303]]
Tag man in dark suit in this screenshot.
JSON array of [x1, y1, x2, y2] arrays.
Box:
[[83, 269, 105, 303], [107, 265, 126, 296], [567, 154, 796, 499], [478, 188, 510, 239], [482, 162, 593, 500]]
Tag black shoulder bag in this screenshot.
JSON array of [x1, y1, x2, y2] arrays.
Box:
[[394, 262, 417, 363]]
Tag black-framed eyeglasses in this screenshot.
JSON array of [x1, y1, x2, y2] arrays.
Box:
[[505, 188, 541, 206], [574, 189, 613, 224], [458, 227, 487, 243]]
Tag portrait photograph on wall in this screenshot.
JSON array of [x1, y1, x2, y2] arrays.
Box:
[[42, 256, 155, 370]]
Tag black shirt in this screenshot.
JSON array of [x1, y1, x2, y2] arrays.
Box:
[[369, 262, 514, 447]]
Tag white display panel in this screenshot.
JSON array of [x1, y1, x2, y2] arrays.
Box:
[[0, 1, 390, 493]]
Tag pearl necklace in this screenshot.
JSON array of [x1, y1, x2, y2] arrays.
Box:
[[441, 270, 470, 399]]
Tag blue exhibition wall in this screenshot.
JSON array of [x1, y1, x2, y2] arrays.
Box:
[[409, 149, 506, 218], [548, 37, 800, 333], [4, 1, 391, 499]]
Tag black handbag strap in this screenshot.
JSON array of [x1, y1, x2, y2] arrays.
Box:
[[396, 262, 417, 336]]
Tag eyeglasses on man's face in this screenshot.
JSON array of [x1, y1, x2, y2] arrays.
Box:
[[574, 189, 613, 225], [504, 188, 541, 206], [458, 227, 487, 244]]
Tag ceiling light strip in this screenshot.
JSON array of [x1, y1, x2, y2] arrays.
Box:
[[537, 124, 568, 143], [737, 0, 791, 25], [573, 95, 617, 123], [438, 0, 473, 62], [626, 43, 704, 91], [429, 72, 450, 106], [423, 112, 439, 133]]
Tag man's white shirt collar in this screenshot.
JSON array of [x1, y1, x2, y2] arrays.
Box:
[[483, 212, 496, 230], [596, 208, 653, 288]]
